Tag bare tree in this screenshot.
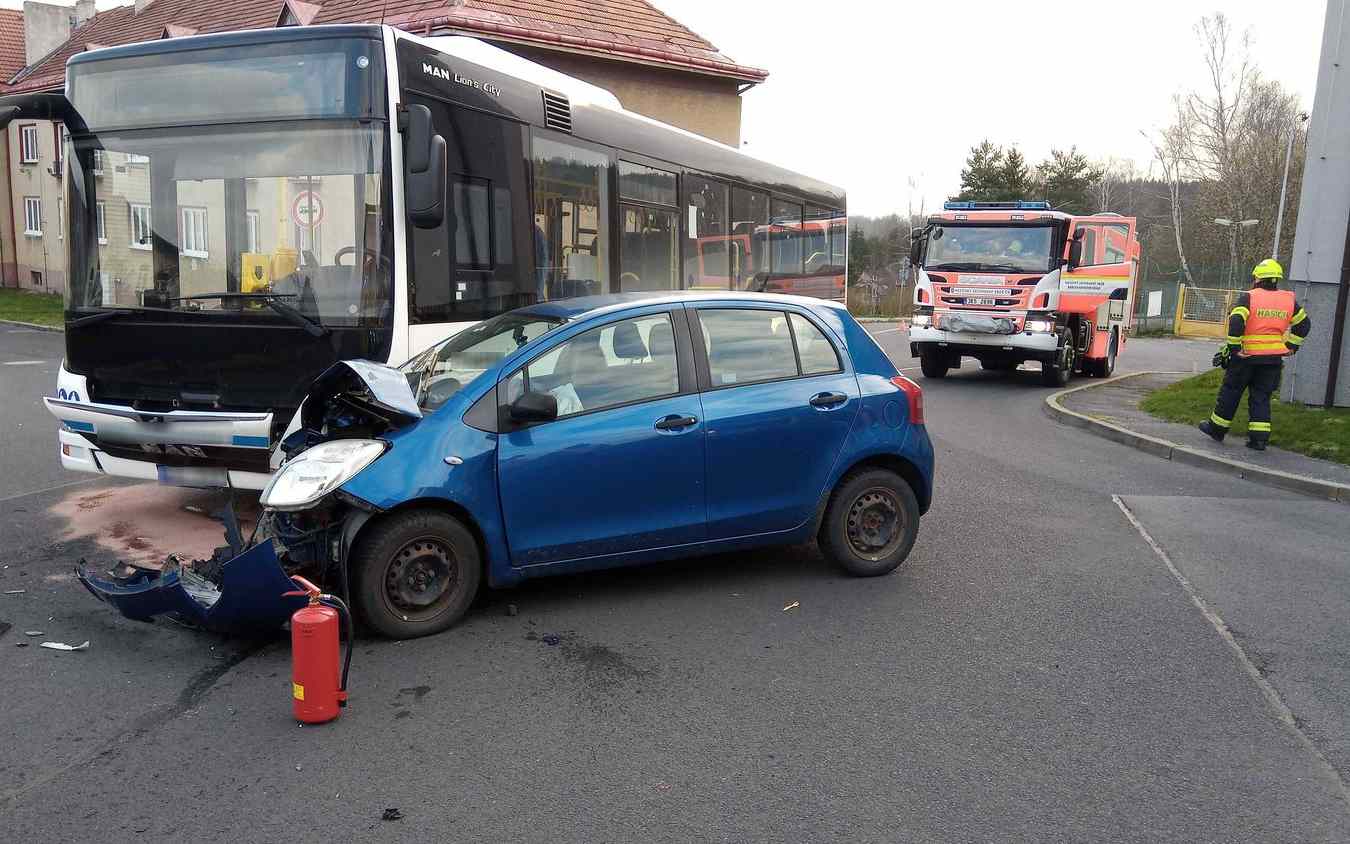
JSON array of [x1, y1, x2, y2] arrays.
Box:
[[1143, 97, 1197, 286]]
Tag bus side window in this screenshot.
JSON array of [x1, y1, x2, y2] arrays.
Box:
[[770, 197, 804, 278], [683, 174, 729, 289]]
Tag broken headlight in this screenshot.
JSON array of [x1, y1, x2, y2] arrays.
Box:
[[260, 439, 386, 511]]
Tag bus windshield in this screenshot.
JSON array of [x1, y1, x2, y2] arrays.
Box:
[[925, 225, 1055, 274], [66, 122, 390, 327]]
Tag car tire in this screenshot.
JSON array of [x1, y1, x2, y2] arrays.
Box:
[[350, 509, 482, 639], [819, 469, 921, 577], [919, 350, 949, 379], [1040, 329, 1074, 387]]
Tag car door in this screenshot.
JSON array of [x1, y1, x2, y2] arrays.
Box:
[[691, 305, 860, 539], [497, 308, 706, 566]]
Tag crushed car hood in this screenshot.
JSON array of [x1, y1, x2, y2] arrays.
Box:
[[296, 360, 422, 443]]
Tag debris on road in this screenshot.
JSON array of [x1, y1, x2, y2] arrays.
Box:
[[15, 641, 28, 647], [541, 633, 561, 646], [24, 630, 43, 636], [382, 808, 403, 821], [506, 603, 519, 617], [4, 589, 25, 595], [783, 601, 800, 612], [39, 640, 89, 651]]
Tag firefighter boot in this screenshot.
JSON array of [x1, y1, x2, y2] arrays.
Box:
[[1247, 439, 1268, 451], [1198, 420, 1226, 442]]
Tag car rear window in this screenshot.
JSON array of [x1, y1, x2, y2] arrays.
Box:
[[697, 309, 797, 386], [790, 313, 842, 375]]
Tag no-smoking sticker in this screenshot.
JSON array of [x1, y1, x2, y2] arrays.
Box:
[[291, 191, 324, 229]]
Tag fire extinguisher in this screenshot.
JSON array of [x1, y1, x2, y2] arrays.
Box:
[[283, 575, 353, 725]]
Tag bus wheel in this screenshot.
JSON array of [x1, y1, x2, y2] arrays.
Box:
[[919, 350, 949, 379], [1041, 330, 1074, 387]]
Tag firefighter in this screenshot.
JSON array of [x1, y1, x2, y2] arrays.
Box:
[[1198, 259, 1311, 450]]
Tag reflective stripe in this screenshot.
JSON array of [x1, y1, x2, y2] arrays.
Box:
[[1226, 335, 1243, 344], [1290, 308, 1308, 326], [1242, 337, 1288, 350], [1248, 421, 1272, 432], [1287, 334, 1305, 346], [1230, 306, 1251, 319], [1210, 413, 1232, 428]]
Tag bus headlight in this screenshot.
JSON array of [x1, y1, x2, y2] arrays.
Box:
[[260, 439, 386, 511], [1025, 318, 1055, 333]]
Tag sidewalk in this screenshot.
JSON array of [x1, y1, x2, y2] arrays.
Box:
[[1047, 372, 1350, 503]]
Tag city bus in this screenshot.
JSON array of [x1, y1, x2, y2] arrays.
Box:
[[0, 25, 846, 490], [688, 212, 847, 301]]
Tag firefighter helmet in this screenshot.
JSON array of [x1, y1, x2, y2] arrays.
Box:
[[1252, 259, 1284, 280]]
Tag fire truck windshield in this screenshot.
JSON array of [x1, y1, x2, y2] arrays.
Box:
[[925, 225, 1054, 274]]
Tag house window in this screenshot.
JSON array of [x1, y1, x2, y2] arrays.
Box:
[[53, 124, 62, 167], [23, 196, 41, 235], [20, 125, 39, 163], [126, 153, 149, 165], [180, 206, 208, 258], [246, 210, 260, 252], [30, 271, 42, 287], [129, 203, 152, 249], [92, 149, 106, 175], [96, 202, 107, 244]]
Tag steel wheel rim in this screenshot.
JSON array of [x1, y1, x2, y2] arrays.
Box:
[[845, 487, 904, 559], [383, 535, 459, 621]]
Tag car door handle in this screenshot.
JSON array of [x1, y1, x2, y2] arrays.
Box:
[[809, 391, 848, 409], [654, 414, 698, 431]]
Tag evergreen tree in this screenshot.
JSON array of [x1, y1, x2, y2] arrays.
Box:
[[1037, 147, 1103, 213], [955, 140, 1005, 201], [997, 147, 1035, 200]]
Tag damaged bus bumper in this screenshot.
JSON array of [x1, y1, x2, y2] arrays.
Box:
[[77, 540, 308, 634]]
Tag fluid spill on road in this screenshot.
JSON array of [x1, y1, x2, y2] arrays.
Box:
[[48, 484, 259, 567]]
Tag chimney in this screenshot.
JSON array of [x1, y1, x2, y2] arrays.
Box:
[[74, 0, 95, 27], [135, 0, 155, 14], [22, 1, 80, 66]]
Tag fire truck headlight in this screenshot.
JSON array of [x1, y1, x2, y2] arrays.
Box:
[[1025, 319, 1055, 333], [911, 314, 932, 328]]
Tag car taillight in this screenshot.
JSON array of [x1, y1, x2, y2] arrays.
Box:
[[890, 375, 924, 424]]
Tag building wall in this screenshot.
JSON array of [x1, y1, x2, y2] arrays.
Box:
[[1282, 0, 1350, 407], [505, 45, 744, 147], [0, 132, 17, 286], [7, 119, 67, 294]]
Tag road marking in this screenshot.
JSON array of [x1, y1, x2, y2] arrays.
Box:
[[2, 360, 48, 366], [0, 477, 99, 505], [873, 327, 908, 335], [1112, 494, 1350, 804]]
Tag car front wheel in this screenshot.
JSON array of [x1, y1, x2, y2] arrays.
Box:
[[819, 469, 921, 576], [351, 509, 482, 639]]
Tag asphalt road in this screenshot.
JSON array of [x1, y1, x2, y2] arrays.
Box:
[[1, 324, 1347, 842]]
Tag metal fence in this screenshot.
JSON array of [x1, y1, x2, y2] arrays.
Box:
[[1173, 285, 1245, 338]]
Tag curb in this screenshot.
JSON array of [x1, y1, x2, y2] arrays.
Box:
[[0, 318, 62, 332], [1045, 371, 1350, 505]]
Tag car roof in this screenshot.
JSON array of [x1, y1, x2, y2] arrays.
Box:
[[518, 290, 849, 321]]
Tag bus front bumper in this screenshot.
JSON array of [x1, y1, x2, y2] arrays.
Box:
[[57, 426, 273, 490]]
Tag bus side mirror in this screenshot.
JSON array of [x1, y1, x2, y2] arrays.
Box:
[[1067, 229, 1085, 270], [404, 104, 446, 229]]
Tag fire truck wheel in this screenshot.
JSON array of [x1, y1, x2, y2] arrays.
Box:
[[820, 468, 921, 577], [1041, 330, 1075, 387], [351, 509, 483, 639], [1092, 330, 1118, 377], [919, 350, 949, 379]]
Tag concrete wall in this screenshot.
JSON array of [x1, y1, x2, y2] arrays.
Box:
[[1283, 0, 1350, 407], [506, 45, 744, 147], [7, 119, 67, 294]]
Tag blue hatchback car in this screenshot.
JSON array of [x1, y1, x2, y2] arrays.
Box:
[[256, 292, 933, 638]]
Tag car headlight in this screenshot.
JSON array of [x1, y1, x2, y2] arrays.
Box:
[[1025, 319, 1055, 333], [260, 439, 386, 511]]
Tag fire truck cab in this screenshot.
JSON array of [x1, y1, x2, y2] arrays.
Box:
[[908, 201, 1139, 386]]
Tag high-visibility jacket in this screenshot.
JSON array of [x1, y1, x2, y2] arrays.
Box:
[[1226, 287, 1310, 360]]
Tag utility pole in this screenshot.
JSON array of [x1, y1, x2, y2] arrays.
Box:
[[1272, 112, 1310, 262]]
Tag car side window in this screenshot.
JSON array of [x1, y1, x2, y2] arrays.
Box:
[[790, 313, 842, 375], [520, 313, 679, 418], [698, 308, 798, 386]]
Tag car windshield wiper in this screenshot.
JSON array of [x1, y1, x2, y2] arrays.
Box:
[[68, 308, 136, 329], [929, 262, 1029, 273], [171, 292, 329, 337]]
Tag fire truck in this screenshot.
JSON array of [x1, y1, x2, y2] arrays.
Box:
[[907, 201, 1139, 386]]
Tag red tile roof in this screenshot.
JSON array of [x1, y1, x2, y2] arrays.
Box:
[[0, 8, 26, 82], [4, 0, 766, 94]]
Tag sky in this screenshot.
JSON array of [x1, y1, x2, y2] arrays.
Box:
[[650, 0, 1327, 217]]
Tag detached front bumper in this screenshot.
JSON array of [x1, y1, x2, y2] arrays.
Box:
[[77, 540, 307, 635]]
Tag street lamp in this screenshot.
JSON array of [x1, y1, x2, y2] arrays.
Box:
[[1213, 218, 1259, 286], [1272, 111, 1310, 262]]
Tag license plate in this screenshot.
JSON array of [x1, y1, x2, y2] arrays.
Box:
[[964, 297, 997, 306], [951, 287, 1013, 296]]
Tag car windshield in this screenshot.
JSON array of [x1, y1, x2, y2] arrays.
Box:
[[925, 225, 1054, 274], [402, 312, 566, 411]]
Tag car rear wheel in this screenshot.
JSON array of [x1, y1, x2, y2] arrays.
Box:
[[819, 469, 921, 577], [919, 350, 949, 379], [351, 509, 482, 639]]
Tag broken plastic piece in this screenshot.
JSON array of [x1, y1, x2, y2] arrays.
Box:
[[4, 589, 25, 595], [24, 630, 43, 636], [76, 540, 306, 635], [782, 601, 800, 612], [40, 640, 89, 651]]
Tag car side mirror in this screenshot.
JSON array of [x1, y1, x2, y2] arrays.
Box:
[[403, 104, 446, 229], [1067, 230, 1085, 270], [509, 391, 558, 423]]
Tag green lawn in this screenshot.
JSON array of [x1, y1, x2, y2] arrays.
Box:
[[1140, 368, 1350, 466], [0, 288, 63, 327]]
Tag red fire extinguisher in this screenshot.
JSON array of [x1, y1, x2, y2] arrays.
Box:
[[283, 576, 353, 725]]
